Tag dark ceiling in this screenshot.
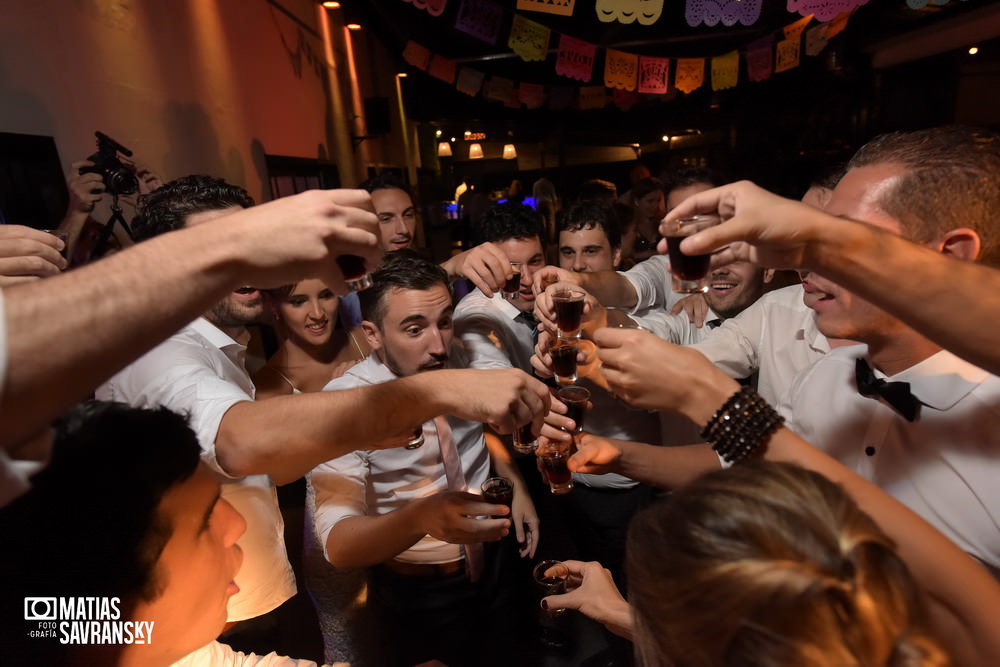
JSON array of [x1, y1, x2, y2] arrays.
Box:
[[352, 0, 981, 117], [346, 0, 996, 194]]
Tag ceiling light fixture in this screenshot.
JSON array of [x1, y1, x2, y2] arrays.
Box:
[[437, 142, 453, 157], [469, 143, 484, 159], [969, 46, 979, 55], [346, 23, 362, 31], [502, 144, 517, 160], [322, 1, 340, 7]]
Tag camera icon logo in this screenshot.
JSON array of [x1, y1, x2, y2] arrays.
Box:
[[24, 597, 57, 621]]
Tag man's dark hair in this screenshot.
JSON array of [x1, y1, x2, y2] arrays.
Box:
[[132, 175, 254, 241], [557, 200, 622, 249], [358, 172, 412, 197], [575, 179, 618, 205], [666, 166, 725, 193], [0, 402, 202, 661], [478, 201, 545, 246], [359, 249, 451, 328], [847, 125, 1000, 266], [631, 176, 665, 202]]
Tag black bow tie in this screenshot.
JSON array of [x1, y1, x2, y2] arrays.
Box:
[[515, 310, 540, 331], [706, 318, 723, 330], [854, 358, 919, 422]]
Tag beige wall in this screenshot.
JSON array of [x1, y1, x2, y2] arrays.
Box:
[[0, 0, 409, 204]]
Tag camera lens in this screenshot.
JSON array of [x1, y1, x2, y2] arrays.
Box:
[[108, 168, 139, 196]]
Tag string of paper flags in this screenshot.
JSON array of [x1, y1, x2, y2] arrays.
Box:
[[398, 0, 896, 111]]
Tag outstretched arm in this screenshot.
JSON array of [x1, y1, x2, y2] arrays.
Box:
[[2, 189, 381, 449], [217, 368, 551, 484], [323, 491, 508, 570], [669, 180, 1000, 376], [592, 325, 1000, 667]]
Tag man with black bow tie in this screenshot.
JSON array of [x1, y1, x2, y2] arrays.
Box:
[[774, 126, 1000, 576], [569, 126, 1000, 579], [454, 202, 548, 373]]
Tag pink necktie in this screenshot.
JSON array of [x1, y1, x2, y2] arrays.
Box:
[[434, 416, 485, 582]]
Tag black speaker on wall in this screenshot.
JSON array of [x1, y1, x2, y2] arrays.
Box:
[[364, 97, 391, 136]]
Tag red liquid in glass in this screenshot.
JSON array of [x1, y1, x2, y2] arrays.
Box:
[[666, 237, 710, 281], [336, 254, 367, 280], [554, 297, 584, 333], [550, 342, 578, 378], [540, 454, 571, 485]]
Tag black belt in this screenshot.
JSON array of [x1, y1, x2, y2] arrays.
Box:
[[381, 558, 465, 577]]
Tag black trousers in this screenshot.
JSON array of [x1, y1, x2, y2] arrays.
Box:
[[366, 543, 518, 667]]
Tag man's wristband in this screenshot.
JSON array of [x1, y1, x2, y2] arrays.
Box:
[[700, 386, 784, 465]]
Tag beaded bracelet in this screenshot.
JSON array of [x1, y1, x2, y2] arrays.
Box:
[[700, 386, 784, 464]]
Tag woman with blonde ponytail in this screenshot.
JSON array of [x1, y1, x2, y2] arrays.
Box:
[[625, 462, 949, 667]]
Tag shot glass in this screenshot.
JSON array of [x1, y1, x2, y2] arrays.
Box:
[[552, 289, 585, 338], [662, 214, 721, 294], [405, 424, 425, 450], [556, 385, 590, 435], [481, 476, 514, 519], [550, 337, 579, 386], [502, 262, 522, 299], [336, 254, 373, 292], [512, 422, 538, 454], [533, 560, 567, 616], [536, 438, 574, 495]]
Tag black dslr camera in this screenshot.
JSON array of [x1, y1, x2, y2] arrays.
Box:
[[79, 131, 139, 197]]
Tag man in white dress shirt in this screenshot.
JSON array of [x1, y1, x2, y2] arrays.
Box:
[[96, 176, 297, 638], [98, 178, 550, 650], [454, 202, 548, 372], [313, 250, 536, 667], [776, 126, 1000, 575], [572, 126, 1000, 576]]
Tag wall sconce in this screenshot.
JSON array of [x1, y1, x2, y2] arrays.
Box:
[[502, 144, 517, 160], [346, 23, 362, 31], [437, 142, 453, 157], [321, 1, 341, 8], [469, 143, 484, 159]]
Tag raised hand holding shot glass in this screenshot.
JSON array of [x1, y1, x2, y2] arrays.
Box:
[[502, 261, 523, 298], [481, 476, 514, 519], [662, 214, 721, 293], [512, 421, 538, 454], [556, 386, 590, 435], [533, 560, 568, 616], [336, 253, 373, 291], [536, 436, 574, 494], [550, 337, 580, 386], [552, 288, 585, 338]]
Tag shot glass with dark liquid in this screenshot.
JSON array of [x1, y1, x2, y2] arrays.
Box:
[[512, 422, 538, 454], [536, 438, 573, 494], [336, 254, 373, 292], [481, 476, 514, 519], [552, 289, 585, 338], [550, 338, 579, 386], [556, 386, 590, 435], [502, 262, 522, 299], [662, 214, 721, 294], [533, 560, 567, 616]]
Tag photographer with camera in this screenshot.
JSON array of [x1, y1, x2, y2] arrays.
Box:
[[57, 132, 163, 267]]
